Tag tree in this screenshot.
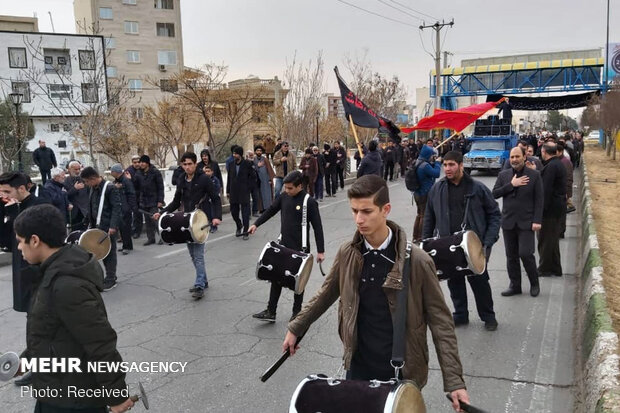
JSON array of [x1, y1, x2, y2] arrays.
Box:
[[319, 115, 347, 144], [0, 99, 34, 173], [581, 83, 620, 160]]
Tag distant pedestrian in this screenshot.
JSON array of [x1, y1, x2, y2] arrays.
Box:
[[110, 164, 136, 255], [411, 145, 441, 242], [253, 145, 275, 211], [64, 161, 88, 232], [43, 167, 70, 223], [227, 146, 256, 240], [323, 144, 338, 197], [356, 140, 383, 178], [273, 141, 297, 198], [198, 149, 223, 192], [32, 140, 57, 184], [333, 141, 347, 189], [136, 155, 164, 246], [312, 146, 326, 201], [382, 140, 397, 181]]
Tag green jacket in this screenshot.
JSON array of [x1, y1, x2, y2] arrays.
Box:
[[22, 245, 127, 408], [288, 221, 466, 392]]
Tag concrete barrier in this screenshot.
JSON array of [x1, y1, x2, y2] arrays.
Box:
[[576, 158, 620, 412]]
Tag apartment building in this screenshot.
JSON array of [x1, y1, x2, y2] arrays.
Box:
[[74, 0, 184, 111], [0, 29, 108, 168]]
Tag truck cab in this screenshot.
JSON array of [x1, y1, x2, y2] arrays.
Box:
[[463, 115, 518, 175]]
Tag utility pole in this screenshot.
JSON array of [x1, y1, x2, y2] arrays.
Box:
[[419, 20, 454, 112], [443, 51, 452, 69]]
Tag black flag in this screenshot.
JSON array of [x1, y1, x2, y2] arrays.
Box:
[[335, 66, 401, 141]]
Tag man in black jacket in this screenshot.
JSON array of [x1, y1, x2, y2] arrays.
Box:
[[227, 146, 255, 240], [43, 167, 71, 223], [356, 140, 383, 178], [333, 141, 347, 189], [124, 155, 142, 237], [154, 152, 222, 299], [423, 151, 501, 330], [137, 155, 164, 246], [81, 167, 122, 291], [110, 164, 136, 255], [13, 205, 134, 413], [382, 140, 397, 181], [493, 147, 544, 297], [323, 144, 337, 197], [64, 161, 89, 232], [0, 172, 48, 313], [32, 140, 57, 184], [538, 143, 567, 277], [249, 171, 325, 322]]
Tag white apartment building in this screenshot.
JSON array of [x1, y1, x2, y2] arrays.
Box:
[[74, 0, 184, 111], [0, 29, 108, 167]]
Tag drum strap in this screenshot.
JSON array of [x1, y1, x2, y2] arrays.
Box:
[[96, 180, 110, 227], [390, 242, 412, 378], [301, 194, 310, 253]]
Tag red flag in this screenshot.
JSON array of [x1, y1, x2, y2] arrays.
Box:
[[401, 99, 505, 133]]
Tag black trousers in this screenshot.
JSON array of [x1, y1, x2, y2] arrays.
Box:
[[102, 233, 117, 282], [538, 215, 563, 276], [412, 194, 428, 242], [336, 165, 345, 189], [119, 211, 133, 250], [326, 170, 338, 195], [143, 206, 159, 242], [383, 162, 394, 181], [132, 209, 142, 236], [447, 248, 495, 322], [35, 401, 106, 413], [503, 227, 538, 289], [230, 202, 250, 233], [40, 169, 51, 184], [268, 282, 304, 314]]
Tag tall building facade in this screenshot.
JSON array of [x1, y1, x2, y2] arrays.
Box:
[[74, 0, 184, 110]]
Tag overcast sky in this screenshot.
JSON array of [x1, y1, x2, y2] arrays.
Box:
[[3, 0, 618, 101]]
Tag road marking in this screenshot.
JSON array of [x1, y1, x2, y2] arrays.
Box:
[[239, 278, 256, 287], [528, 279, 566, 412]]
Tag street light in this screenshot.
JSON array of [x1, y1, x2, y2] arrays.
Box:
[[8, 92, 24, 172], [315, 110, 320, 144]]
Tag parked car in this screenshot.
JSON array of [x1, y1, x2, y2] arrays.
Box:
[[585, 130, 601, 143]]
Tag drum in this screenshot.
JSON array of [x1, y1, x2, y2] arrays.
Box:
[[290, 375, 426, 413], [158, 210, 209, 244], [420, 230, 486, 281], [256, 241, 313, 294], [65, 229, 111, 260]]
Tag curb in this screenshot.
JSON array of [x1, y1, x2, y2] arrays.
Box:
[[576, 159, 620, 412]]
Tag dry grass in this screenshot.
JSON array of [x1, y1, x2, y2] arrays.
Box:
[[584, 146, 620, 331]]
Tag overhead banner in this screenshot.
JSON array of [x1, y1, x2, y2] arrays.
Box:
[[607, 43, 620, 82], [486, 92, 599, 110]]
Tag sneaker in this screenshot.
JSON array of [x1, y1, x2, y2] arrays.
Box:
[[242, 234, 249, 241], [235, 228, 242, 237], [252, 309, 276, 322], [210, 226, 218, 233], [189, 283, 208, 293], [121, 249, 129, 255], [484, 319, 498, 331], [103, 279, 117, 291], [453, 316, 469, 326], [118, 247, 124, 252], [192, 288, 204, 299]]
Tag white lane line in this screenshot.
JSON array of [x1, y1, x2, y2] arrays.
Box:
[[528, 279, 566, 412], [239, 278, 256, 287], [504, 297, 546, 412]]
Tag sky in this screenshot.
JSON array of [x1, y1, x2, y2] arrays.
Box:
[[3, 0, 618, 102]]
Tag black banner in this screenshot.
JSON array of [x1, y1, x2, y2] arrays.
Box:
[[335, 66, 401, 141], [486, 92, 599, 110]]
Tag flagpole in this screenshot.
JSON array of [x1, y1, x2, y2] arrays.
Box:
[[348, 116, 364, 159], [435, 131, 460, 150]]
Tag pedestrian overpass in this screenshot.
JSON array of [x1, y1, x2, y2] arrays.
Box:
[[430, 57, 605, 110]]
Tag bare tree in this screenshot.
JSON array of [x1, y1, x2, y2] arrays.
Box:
[[0, 99, 34, 172], [582, 82, 620, 160]]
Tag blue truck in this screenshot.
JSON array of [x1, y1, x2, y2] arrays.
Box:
[[463, 120, 518, 175]]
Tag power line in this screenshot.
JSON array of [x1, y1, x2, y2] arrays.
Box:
[[388, 0, 438, 21], [333, 0, 418, 28], [376, 0, 423, 22]]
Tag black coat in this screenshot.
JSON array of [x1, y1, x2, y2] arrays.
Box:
[[423, 174, 501, 248], [32, 146, 57, 171], [492, 166, 544, 230], [226, 159, 256, 204], [324, 149, 337, 172], [23, 245, 127, 408], [333, 147, 347, 168], [540, 156, 567, 218], [64, 175, 89, 217], [113, 175, 137, 213], [382, 146, 397, 164], [164, 170, 222, 220], [197, 159, 223, 189], [356, 150, 383, 178], [314, 153, 326, 176], [0, 194, 48, 312], [136, 165, 164, 208], [43, 179, 69, 220], [86, 179, 122, 232]]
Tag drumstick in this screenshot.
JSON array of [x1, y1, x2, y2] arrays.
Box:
[[260, 335, 303, 383], [97, 233, 109, 244], [445, 394, 489, 413], [319, 261, 326, 277]]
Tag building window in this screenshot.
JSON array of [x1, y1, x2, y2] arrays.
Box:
[[11, 82, 31, 103], [128, 79, 142, 91], [126, 50, 140, 63], [78, 50, 96, 70], [156, 22, 175, 37], [44, 49, 71, 74], [122, 0, 137, 4], [159, 79, 178, 92], [106, 66, 117, 78], [124, 21, 139, 34], [58, 140, 67, 148], [63, 124, 72, 132], [8, 47, 27, 68], [99, 7, 113, 19], [131, 107, 144, 119], [48, 84, 72, 99], [154, 0, 173, 9], [105, 37, 116, 49], [50, 124, 60, 132], [81, 83, 98, 103], [157, 50, 177, 65]]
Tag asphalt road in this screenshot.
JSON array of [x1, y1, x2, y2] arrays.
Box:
[[0, 174, 578, 412]]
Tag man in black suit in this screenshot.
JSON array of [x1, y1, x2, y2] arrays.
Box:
[[493, 147, 544, 297], [227, 146, 256, 240], [538, 142, 567, 277]]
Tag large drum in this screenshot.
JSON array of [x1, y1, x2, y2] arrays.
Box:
[[65, 229, 111, 260], [158, 210, 209, 244], [256, 241, 313, 294], [420, 230, 486, 281], [290, 375, 426, 413]]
